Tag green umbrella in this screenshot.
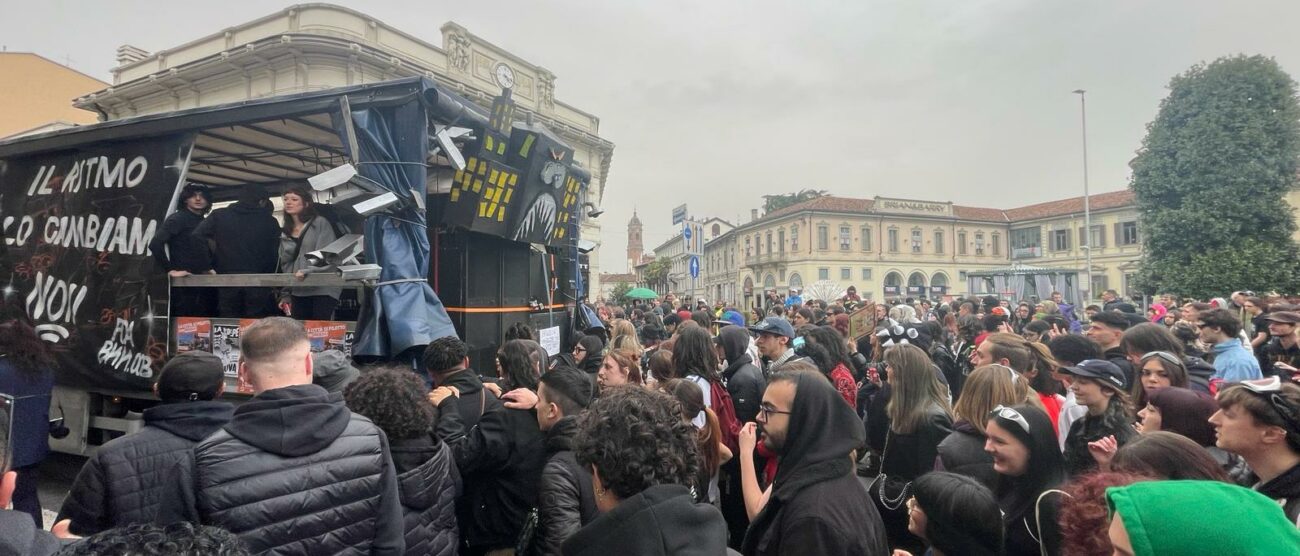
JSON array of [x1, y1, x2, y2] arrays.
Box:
[[624, 287, 659, 300]]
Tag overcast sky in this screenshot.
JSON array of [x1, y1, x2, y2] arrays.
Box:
[[4, 0, 1300, 273]]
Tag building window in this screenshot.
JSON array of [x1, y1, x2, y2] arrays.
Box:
[[839, 226, 851, 250], [779, 269, 786, 282], [888, 229, 899, 252], [861, 227, 872, 251], [908, 229, 920, 253], [935, 230, 944, 254], [992, 233, 1001, 256], [957, 232, 967, 255], [766, 232, 773, 254], [1010, 227, 1042, 258], [1092, 274, 1109, 295], [745, 237, 752, 257], [754, 234, 761, 255], [712, 223, 721, 236], [840, 267, 850, 280], [818, 225, 829, 250], [778, 230, 785, 253], [862, 268, 872, 280], [1081, 225, 1105, 249], [791, 225, 799, 250], [1052, 229, 1071, 251], [1119, 222, 1139, 245], [818, 267, 830, 280], [975, 233, 986, 255], [1124, 273, 1137, 296]]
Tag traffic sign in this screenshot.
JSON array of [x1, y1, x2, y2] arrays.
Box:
[[688, 255, 700, 278], [683, 226, 692, 241]]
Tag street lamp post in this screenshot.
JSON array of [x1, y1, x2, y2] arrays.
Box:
[[1073, 89, 1093, 303]]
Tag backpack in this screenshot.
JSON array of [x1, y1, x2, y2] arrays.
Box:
[[709, 379, 742, 454]]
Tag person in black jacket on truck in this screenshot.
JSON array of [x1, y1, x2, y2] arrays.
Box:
[[149, 184, 215, 317], [57, 351, 233, 536], [192, 184, 279, 318]]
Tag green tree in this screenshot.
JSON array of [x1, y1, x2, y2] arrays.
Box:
[[610, 281, 633, 304], [1132, 55, 1300, 299], [645, 258, 672, 292], [763, 189, 828, 214]]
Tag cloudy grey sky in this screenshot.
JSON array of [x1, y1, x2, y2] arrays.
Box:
[[4, 0, 1300, 272]]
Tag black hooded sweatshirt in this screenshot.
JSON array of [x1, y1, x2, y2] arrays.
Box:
[[991, 405, 1065, 556], [1256, 461, 1300, 526], [58, 401, 233, 535], [741, 372, 889, 556], [718, 325, 766, 424], [149, 208, 213, 273], [561, 484, 728, 556], [192, 187, 279, 274], [167, 384, 404, 555]]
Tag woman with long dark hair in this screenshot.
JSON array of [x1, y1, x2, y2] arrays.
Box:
[[984, 404, 1065, 556], [872, 344, 953, 553], [798, 327, 857, 407], [571, 334, 605, 375], [277, 184, 341, 320], [1110, 431, 1231, 482], [665, 379, 731, 505], [1059, 360, 1137, 477], [0, 317, 56, 527], [496, 339, 542, 392], [902, 472, 1004, 556]]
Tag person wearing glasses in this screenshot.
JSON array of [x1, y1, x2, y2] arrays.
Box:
[[1210, 376, 1300, 526], [1259, 311, 1300, 379], [740, 369, 889, 556], [1057, 360, 1137, 477], [570, 334, 606, 376], [1197, 308, 1263, 383], [983, 404, 1064, 556]]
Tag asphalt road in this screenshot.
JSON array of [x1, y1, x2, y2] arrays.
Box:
[[32, 452, 86, 530]]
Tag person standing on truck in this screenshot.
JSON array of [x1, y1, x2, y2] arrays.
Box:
[[56, 351, 233, 535], [0, 316, 55, 529], [192, 184, 280, 318], [149, 184, 216, 317], [276, 185, 342, 320]]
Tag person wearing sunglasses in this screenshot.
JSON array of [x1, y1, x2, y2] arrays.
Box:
[[1211, 376, 1300, 526], [983, 403, 1065, 556], [1196, 308, 1262, 384]]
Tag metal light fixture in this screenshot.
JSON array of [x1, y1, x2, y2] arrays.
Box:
[[582, 202, 604, 218]]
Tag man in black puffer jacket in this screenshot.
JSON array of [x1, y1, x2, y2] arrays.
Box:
[[425, 337, 547, 556], [58, 352, 233, 535], [533, 366, 597, 555], [165, 317, 404, 555]]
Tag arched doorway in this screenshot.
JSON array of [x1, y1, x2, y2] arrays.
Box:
[[930, 272, 949, 298], [789, 273, 803, 290], [763, 274, 776, 289], [908, 272, 927, 298], [883, 271, 903, 299]]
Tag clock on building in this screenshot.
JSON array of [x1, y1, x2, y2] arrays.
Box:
[[493, 63, 515, 89]]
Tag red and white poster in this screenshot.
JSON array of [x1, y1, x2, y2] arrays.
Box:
[[175, 317, 211, 353]]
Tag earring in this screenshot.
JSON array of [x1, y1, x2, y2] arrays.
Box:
[[595, 486, 606, 498]]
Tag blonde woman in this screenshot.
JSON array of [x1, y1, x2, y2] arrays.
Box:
[[608, 319, 642, 358], [935, 364, 1024, 490]]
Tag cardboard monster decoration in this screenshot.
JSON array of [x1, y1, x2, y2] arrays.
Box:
[[446, 89, 589, 246]]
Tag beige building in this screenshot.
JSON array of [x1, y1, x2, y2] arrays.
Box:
[[69, 3, 615, 296], [655, 190, 1144, 308], [0, 52, 106, 138]]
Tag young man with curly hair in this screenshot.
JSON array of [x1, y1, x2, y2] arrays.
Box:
[[345, 367, 461, 556], [563, 385, 728, 555]]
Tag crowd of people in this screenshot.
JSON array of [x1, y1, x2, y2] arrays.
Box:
[[5, 286, 1300, 554]]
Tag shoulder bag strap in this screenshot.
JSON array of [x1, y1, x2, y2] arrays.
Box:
[[1033, 489, 1071, 556]]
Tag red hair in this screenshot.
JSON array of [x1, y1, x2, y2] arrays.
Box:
[[1059, 472, 1148, 556]]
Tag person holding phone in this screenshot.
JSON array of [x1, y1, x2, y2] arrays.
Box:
[[0, 317, 55, 528]]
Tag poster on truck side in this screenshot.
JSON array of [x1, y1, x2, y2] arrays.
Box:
[[0, 134, 195, 392]]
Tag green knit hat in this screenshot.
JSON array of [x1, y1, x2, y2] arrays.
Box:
[[1106, 481, 1300, 555]]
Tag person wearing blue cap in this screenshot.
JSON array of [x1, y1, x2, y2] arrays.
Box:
[[1058, 359, 1138, 477], [749, 317, 803, 378]]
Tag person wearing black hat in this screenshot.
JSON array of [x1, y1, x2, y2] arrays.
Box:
[[57, 352, 234, 535], [1085, 310, 1135, 388], [1057, 359, 1137, 477], [749, 317, 803, 377], [149, 184, 216, 317], [740, 370, 889, 555], [1259, 311, 1300, 379], [193, 183, 280, 318]]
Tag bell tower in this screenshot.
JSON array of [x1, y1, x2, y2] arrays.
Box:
[[627, 210, 643, 272]]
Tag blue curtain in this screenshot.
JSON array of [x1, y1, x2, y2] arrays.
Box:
[[333, 95, 457, 360]]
